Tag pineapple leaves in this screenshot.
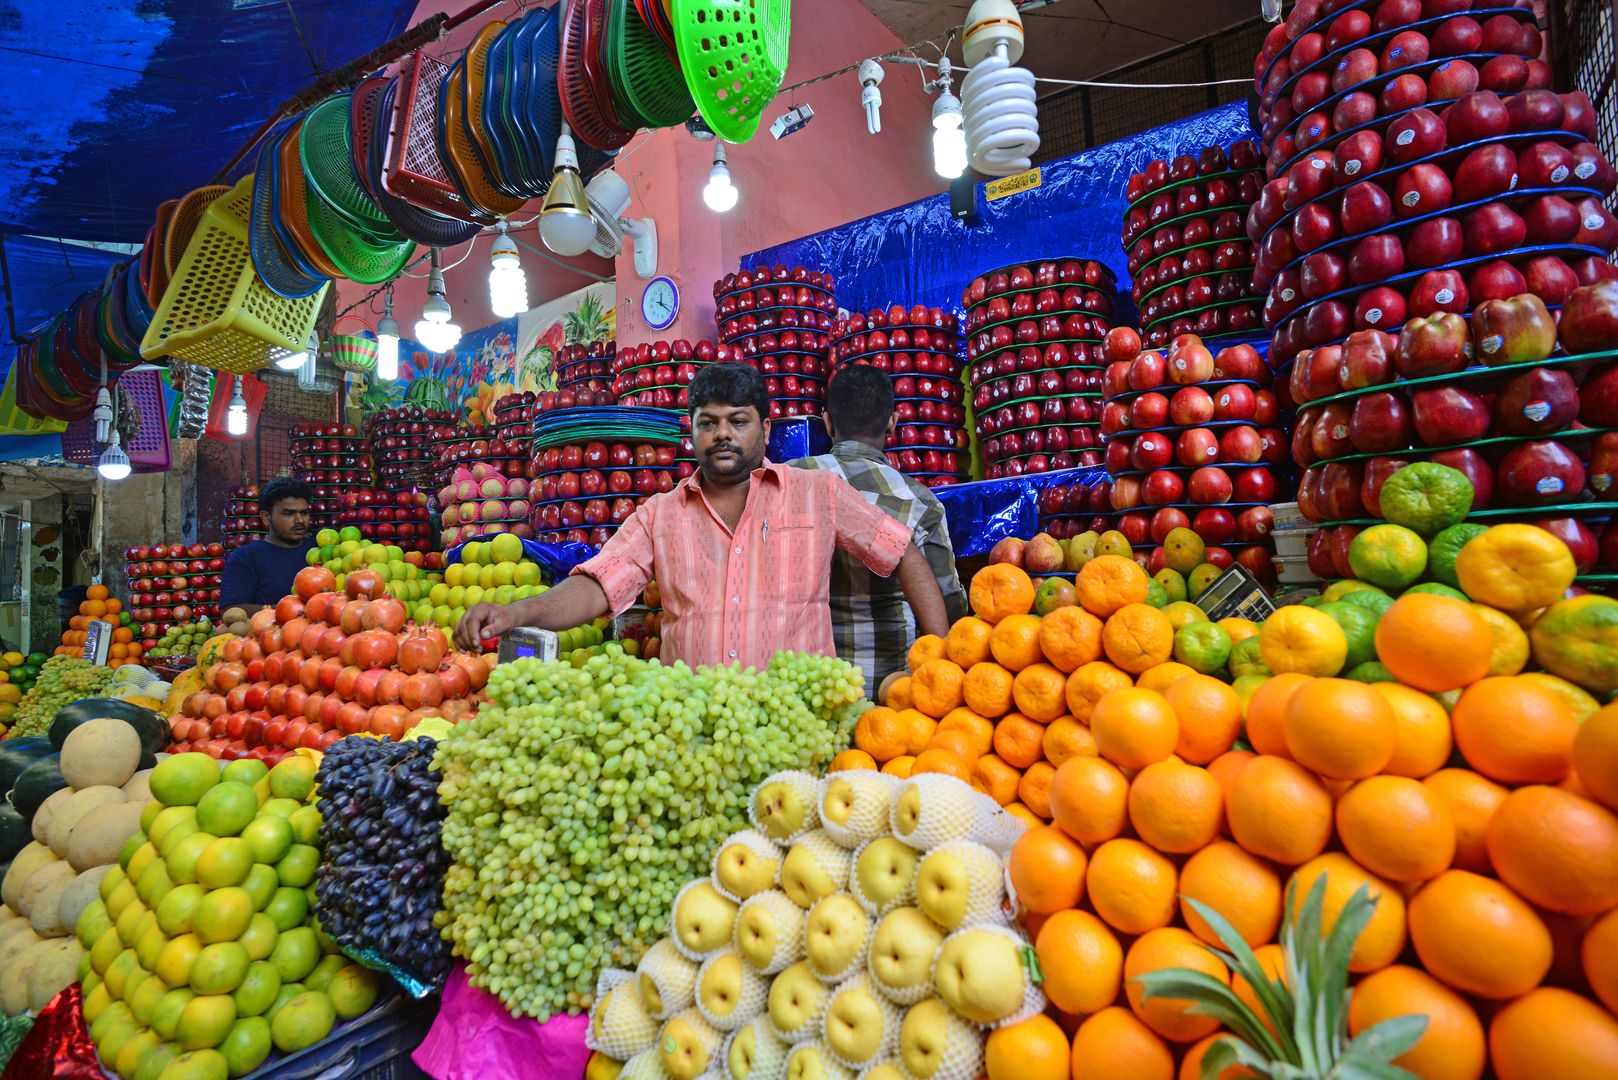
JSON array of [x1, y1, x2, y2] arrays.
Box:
[[1135, 969, 1287, 1061], [1343, 1015, 1427, 1071]]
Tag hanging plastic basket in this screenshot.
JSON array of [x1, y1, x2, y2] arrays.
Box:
[[332, 333, 379, 374]]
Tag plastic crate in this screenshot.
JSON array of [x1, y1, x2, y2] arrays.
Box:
[[60, 369, 172, 472]]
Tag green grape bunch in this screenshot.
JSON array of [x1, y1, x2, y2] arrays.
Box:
[[8, 656, 116, 737], [432, 647, 867, 1020]]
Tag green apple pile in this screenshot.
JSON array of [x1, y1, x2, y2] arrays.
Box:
[[586, 771, 1039, 1079], [306, 530, 442, 606], [413, 534, 548, 630], [148, 619, 215, 660], [77, 753, 382, 1080]]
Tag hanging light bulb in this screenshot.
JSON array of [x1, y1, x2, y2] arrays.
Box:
[[703, 143, 739, 213], [415, 249, 463, 354], [277, 329, 319, 371], [92, 385, 114, 445], [97, 430, 131, 481], [540, 124, 598, 257], [960, 0, 1041, 177], [488, 221, 529, 318], [376, 290, 400, 381], [932, 59, 967, 180], [226, 376, 249, 437], [858, 59, 886, 134]]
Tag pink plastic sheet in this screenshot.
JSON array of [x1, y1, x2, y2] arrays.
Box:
[[413, 965, 591, 1080]]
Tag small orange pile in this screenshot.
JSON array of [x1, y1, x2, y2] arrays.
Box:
[[56, 584, 143, 666]]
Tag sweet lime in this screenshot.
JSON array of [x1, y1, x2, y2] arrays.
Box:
[[1344, 661, 1396, 683], [1322, 579, 1387, 602], [269, 926, 320, 982], [150, 754, 221, 807], [1379, 462, 1474, 535], [1403, 582, 1469, 601], [148, 806, 196, 850], [136, 921, 168, 972], [1348, 524, 1428, 590], [220, 1016, 273, 1077], [240, 913, 279, 962], [304, 954, 347, 993], [133, 1040, 182, 1080], [165, 832, 218, 885], [275, 844, 319, 889], [151, 987, 195, 1041], [189, 941, 250, 995], [242, 864, 279, 912], [1339, 588, 1395, 619], [259, 797, 301, 820], [1259, 605, 1348, 677], [240, 816, 293, 866], [177, 991, 238, 1050], [288, 805, 322, 846], [267, 758, 316, 802], [193, 886, 253, 944], [233, 960, 282, 1017], [1317, 601, 1379, 672], [128, 967, 170, 1025], [196, 838, 253, 889], [263, 887, 309, 933], [1428, 522, 1489, 587], [1173, 622, 1233, 675], [158, 1048, 229, 1080], [221, 759, 269, 787], [136, 858, 176, 909], [1229, 635, 1269, 678], [116, 1030, 163, 1079], [327, 965, 381, 1020], [195, 782, 259, 838], [269, 991, 336, 1053]]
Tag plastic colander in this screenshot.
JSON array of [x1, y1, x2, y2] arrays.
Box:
[[461, 22, 521, 196], [277, 120, 346, 280], [251, 129, 328, 299], [609, 0, 695, 129], [383, 51, 489, 224], [561, 0, 635, 151], [672, 0, 791, 143], [369, 78, 482, 248], [438, 57, 526, 218], [301, 94, 404, 244], [350, 76, 391, 201], [148, 199, 179, 306], [634, 0, 678, 52]]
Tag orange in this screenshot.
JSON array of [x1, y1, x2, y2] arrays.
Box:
[[1521, 671, 1601, 721], [1135, 662, 1197, 694], [990, 613, 1046, 672], [1178, 841, 1282, 948], [1065, 661, 1134, 722], [1346, 965, 1485, 1080], [1014, 663, 1069, 722], [1258, 605, 1347, 677], [1407, 870, 1552, 999], [1242, 673, 1311, 758], [1282, 678, 1396, 780], [925, 729, 982, 761], [970, 563, 1036, 624], [1374, 593, 1494, 693], [87, 584, 109, 601], [1036, 909, 1123, 1016], [1087, 838, 1177, 935], [882, 755, 916, 779], [1041, 716, 1098, 767], [911, 659, 966, 719], [1370, 682, 1453, 779], [1019, 760, 1057, 818], [1039, 606, 1105, 673], [907, 634, 947, 673], [1451, 675, 1577, 784], [1124, 927, 1228, 1044], [1225, 756, 1333, 866], [829, 749, 877, 772], [964, 757, 1016, 806], [1421, 769, 1507, 875], [1127, 759, 1223, 855], [1582, 907, 1618, 1014], [1049, 756, 1129, 844], [944, 616, 994, 668], [84, 598, 107, 618], [1573, 701, 1618, 811], [937, 709, 994, 756], [986, 1013, 1070, 1080], [993, 713, 1048, 769], [1009, 825, 1088, 914], [1076, 555, 1150, 618], [1090, 688, 1178, 769], [1207, 749, 1255, 796], [910, 748, 972, 782], [1069, 1007, 1173, 1080], [1290, 853, 1406, 973], [1179, 1036, 1258, 1080], [963, 662, 1015, 718], [886, 675, 914, 710], [1231, 943, 1288, 1036], [1100, 604, 1174, 674], [1335, 776, 1455, 884], [853, 707, 911, 763], [1163, 674, 1242, 765], [898, 708, 937, 754], [1485, 785, 1618, 916], [1003, 802, 1042, 829], [1454, 522, 1577, 613], [1489, 987, 1618, 1080]]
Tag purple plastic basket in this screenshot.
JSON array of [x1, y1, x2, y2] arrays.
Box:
[[60, 368, 172, 472]]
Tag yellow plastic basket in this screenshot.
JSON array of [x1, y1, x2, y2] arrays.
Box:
[[0, 364, 66, 435], [140, 175, 329, 374]]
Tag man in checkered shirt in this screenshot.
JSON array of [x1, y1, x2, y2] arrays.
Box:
[[792, 364, 969, 698]]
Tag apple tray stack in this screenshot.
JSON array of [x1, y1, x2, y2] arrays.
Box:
[[335, 494, 435, 553], [961, 258, 1121, 481], [714, 264, 838, 420], [367, 404, 457, 492], [610, 338, 729, 480], [830, 305, 969, 487], [290, 424, 375, 533], [220, 484, 264, 551], [1100, 332, 1287, 585], [528, 410, 685, 549], [1249, 1, 1617, 384], [124, 544, 223, 643], [556, 340, 616, 396], [1123, 139, 1268, 349], [1037, 474, 1117, 540]]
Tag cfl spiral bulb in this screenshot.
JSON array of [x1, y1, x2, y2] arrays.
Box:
[[960, 0, 1041, 177], [376, 292, 400, 381], [225, 375, 248, 437], [489, 222, 529, 318]]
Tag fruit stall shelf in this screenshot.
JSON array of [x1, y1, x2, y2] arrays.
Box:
[[717, 303, 836, 322], [987, 440, 1106, 465], [1105, 377, 1269, 406], [715, 279, 835, 303], [977, 389, 1105, 411], [965, 258, 1119, 289], [1124, 165, 1264, 215], [535, 464, 679, 480], [882, 443, 970, 456], [1268, 93, 1517, 185], [1122, 205, 1252, 252], [719, 325, 831, 348], [1302, 426, 1618, 469], [891, 393, 967, 408], [965, 307, 1114, 339], [1258, 0, 1523, 87], [832, 346, 962, 367], [1046, 500, 1274, 519], [1293, 348, 1615, 410], [1308, 499, 1618, 529], [1134, 237, 1247, 279], [1135, 264, 1259, 307], [963, 282, 1117, 319], [1141, 295, 1263, 334], [974, 363, 1103, 387], [1106, 418, 1279, 441], [970, 343, 1106, 373], [293, 476, 381, 488], [1108, 460, 1280, 478]]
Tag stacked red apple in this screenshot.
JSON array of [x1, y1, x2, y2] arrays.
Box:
[[962, 258, 1119, 479], [336, 490, 435, 552], [166, 568, 489, 759], [493, 393, 537, 446], [1246, 1, 1618, 377], [291, 422, 374, 530], [1101, 327, 1284, 582], [529, 440, 677, 547], [556, 340, 615, 396], [714, 265, 837, 418], [1038, 476, 1116, 539], [1123, 139, 1266, 347], [610, 339, 724, 410], [368, 404, 456, 491], [220, 485, 263, 551], [124, 542, 225, 649], [830, 304, 968, 486], [1295, 279, 1618, 580], [438, 463, 535, 546], [432, 424, 538, 493]]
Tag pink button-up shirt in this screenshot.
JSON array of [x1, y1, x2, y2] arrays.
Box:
[[573, 461, 913, 670]]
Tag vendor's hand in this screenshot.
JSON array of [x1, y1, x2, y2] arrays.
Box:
[[454, 602, 514, 653]]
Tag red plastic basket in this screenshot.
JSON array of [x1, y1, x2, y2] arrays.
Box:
[[59, 368, 173, 472]]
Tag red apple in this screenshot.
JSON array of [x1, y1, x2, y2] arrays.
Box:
[[1411, 385, 1492, 444], [1350, 391, 1415, 453], [1491, 366, 1578, 436], [1495, 440, 1587, 506], [1472, 294, 1557, 366]]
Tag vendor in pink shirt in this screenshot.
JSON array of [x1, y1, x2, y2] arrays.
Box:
[[454, 363, 949, 668]]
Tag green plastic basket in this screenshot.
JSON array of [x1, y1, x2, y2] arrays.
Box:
[[304, 182, 416, 285], [609, 0, 695, 129], [300, 95, 405, 244], [331, 333, 379, 374], [672, 0, 790, 143]]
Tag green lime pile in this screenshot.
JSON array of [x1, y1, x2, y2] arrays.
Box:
[[8, 658, 115, 738], [148, 620, 215, 660], [78, 753, 382, 1080]]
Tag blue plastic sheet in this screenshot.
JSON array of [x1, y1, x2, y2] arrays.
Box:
[[743, 102, 1254, 316], [768, 414, 831, 463], [934, 465, 1109, 557], [443, 536, 598, 581]]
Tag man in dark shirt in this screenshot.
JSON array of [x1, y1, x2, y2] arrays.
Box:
[[219, 477, 317, 615]]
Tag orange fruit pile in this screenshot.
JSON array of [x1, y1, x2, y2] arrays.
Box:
[[56, 584, 143, 666]]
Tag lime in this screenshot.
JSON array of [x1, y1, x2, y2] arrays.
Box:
[[1228, 635, 1269, 678], [116, 1029, 163, 1078], [1379, 462, 1473, 536], [1340, 588, 1395, 619], [196, 782, 259, 838], [269, 927, 320, 982], [150, 753, 221, 807], [275, 844, 319, 888], [196, 838, 253, 889], [152, 987, 196, 1041], [263, 887, 309, 932], [166, 832, 219, 885], [155, 933, 203, 987], [157, 883, 207, 937], [1428, 522, 1490, 588], [1144, 579, 1169, 608], [193, 886, 254, 944], [270, 991, 336, 1053], [304, 954, 347, 993], [327, 965, 381, 1020], [233, 960, 282, 1017], [241, 816, 293, 865], [1316, 601, 1378, 671], [1348, 524, 1429, 590], [222, 759, 269, 787], [190, 941, 250, 994], [287, 805, 322, 846], [1403, 582, 1469, 601], [240, 913, 279, 962], [1173, 622, 1233, 675], [220, 1016, 273, 1076], [241, 864, 279, 912], [1345, 661, 1396, 683]]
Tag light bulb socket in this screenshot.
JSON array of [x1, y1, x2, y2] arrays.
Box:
[[490, 221, 519, 264], [933, 89, 963, 128]]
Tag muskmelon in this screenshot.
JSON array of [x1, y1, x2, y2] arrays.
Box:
[[48, 699, 167, 754], [29, 788, 70, 846], [60, 720, 142, 791], [2, 844, 58, 910], [26, 937, 82, 1011], [0, 925, 38, 974], [19, 860, 74, 924], [67, 802, 146, 873], [46, 787, 126, 857], [122, 770, 153, 806], [56, 866, 111, 935], [1, 937, 53, 1014]]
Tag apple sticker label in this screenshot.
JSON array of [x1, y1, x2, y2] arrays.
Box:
[[1536, 477, 1564, 495], [1551, 165, 1570, 183], [1576, 162, 1597, 179], [1402, 190, 1421, 207], [1344, 159, 1362, 176], [1396, 128, 1416, 147], [1594, 473, 1612, 493], [1436, 288, 1457, 306], [1366, 308, 1384, 324], [1481, 334, 1504, 355], [1310, 157, 1327, 169], [1522, 401, 1551, 423]]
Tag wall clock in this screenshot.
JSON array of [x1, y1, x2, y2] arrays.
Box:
[[642, 276, 679, 331]]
